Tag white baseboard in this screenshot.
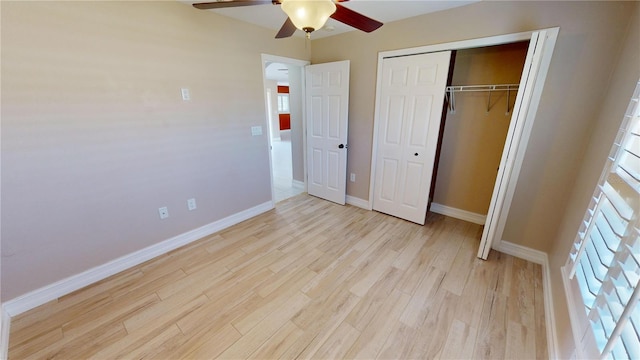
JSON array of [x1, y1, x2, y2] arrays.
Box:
[[0, 305, 9, 360], [292, 180, 305, 190], [346, 195, 370, 210], [494, 240, 559, 360], [429, 203, 486, 225], [492, 239, 547, 264], [3, 201, 274, 317]]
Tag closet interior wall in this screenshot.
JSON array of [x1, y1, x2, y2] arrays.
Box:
[[432, 41, 530, 217]]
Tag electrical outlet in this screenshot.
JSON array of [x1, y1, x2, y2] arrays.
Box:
[[350, 173, 356, 182], [187, 198, 197, 211], [158, 206, 169, 219]]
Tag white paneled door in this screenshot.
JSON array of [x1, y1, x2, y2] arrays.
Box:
[[306, 61, 350, 205], [372, 51, 451, 225]]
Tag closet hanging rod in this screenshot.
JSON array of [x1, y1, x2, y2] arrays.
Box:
[[445, 84, 520, 114], [446, 84, 520, 92]]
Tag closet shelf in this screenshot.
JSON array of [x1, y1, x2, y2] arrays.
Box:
[[445, 84, 520, 114]]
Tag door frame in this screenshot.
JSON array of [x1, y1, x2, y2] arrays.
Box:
[[261, 54, 310, 207], [368, 28, 559, 254]]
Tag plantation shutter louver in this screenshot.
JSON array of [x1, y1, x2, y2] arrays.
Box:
[[565, 80, 640, 359]]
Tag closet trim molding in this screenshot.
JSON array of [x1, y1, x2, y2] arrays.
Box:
[[378, 30, 537, 59]]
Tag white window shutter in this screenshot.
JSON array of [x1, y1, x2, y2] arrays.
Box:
[[565, 80, 640, 359]]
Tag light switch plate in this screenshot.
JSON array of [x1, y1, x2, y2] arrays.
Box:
[[251, 126, 263, 136], [181, 88, 190, 101]]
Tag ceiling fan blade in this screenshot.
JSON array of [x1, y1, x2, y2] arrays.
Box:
[[193, 0, 276, 10], [275, 17, 297, 39], [330, 3, 383, 33]]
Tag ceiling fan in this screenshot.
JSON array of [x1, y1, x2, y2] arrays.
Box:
[[192, 0, 383, 39]]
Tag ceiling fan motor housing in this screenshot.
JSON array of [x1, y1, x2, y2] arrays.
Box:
[[192, 0, 383, 39], [281, 0, 337, 34]]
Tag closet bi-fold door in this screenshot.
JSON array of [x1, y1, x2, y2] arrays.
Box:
[[372, 51, 451, 225]]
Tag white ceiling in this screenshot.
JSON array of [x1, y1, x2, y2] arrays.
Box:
[[182, 0, 479, 39], [265, 62, 290, 83]]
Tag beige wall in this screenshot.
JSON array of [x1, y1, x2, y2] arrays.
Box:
[[548, 4, 640, 358], [311, 1, 634, 253], [0, 1, 309, 301], [433, 43, 528, 214]]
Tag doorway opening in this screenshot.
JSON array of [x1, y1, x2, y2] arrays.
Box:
[[261, 55, 309, 204], [429, 41, 530, 226]]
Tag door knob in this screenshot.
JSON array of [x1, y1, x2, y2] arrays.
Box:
[[414, 153, 419, 156], [339, 144, 345, 149]]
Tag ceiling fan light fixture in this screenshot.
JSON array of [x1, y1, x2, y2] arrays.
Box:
[[281, 0, 336, 36]]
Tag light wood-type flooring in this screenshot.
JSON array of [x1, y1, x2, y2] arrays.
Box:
[[9, 194, 547, 359]]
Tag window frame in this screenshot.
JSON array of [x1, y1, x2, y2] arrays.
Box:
[[277, 93, 290, 114]]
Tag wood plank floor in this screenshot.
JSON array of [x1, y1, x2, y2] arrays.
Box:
[[9, 194, 547, 359]]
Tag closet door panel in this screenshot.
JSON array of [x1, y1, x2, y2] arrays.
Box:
[[380, 158, 400, 201], [402, 161, 424, 208], [384, 96, 406, 145], [373, 51, 451, 225], [409, 96, 433, 147]]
